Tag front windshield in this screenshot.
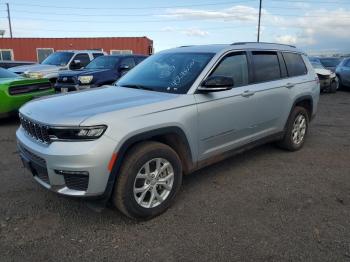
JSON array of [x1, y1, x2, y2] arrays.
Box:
[[86, 56, 119, 69], [311, 62, 325, 69], [0, 67, 21, 78], [319, 58, 341, 67], [117, 52, 215, 94], [42, 52, 74, 66]]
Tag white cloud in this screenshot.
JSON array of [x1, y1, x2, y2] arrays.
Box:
[[161, 5, 268, 22], [161, 26, 209, 37], [274, 9, 350, 49]]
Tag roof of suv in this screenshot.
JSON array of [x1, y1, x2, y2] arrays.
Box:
[[166, 42, 303, 54]]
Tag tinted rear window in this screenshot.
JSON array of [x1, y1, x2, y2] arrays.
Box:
[[283, 53, 307, 77], [252, 51, 281, 83]]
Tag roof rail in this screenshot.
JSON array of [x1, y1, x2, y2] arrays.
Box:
[[231, 42, 296, 48], [178, 45, 194, 48]]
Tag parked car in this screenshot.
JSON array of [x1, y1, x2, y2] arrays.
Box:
[[16, 43, 319, 219], [316, 57, 342, 72], [0, 68, 52, 118], [311, 62, 338, 93], [54, 55, 147, 93], [336, 57, 350, 90], [0, 60, 35, 69], [9, 50, 106, 84]]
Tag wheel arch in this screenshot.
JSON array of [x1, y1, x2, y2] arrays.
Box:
[[102, 126, 195, 200]]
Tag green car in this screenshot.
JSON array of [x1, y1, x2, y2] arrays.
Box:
[[0, 68, 53, 118]]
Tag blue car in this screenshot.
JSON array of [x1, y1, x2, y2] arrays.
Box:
[[55, 54, 147, 92], [336, 57, 350, 89]]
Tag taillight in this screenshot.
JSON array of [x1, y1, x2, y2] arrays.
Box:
[[315, 76, 320, 85]]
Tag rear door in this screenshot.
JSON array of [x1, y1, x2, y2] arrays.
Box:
[[243, 51, 294, 137]]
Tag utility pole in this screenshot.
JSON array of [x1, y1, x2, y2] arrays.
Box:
[[257, 0, 262, 42], [6, 3, 12, 38]]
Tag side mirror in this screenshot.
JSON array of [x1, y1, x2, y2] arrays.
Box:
[[70, 59, 82, 69], [198, 76, 234, 92], [119, 64, 130, 71]]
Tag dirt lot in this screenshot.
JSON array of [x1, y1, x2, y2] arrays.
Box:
[[0, 92, 349, 262]]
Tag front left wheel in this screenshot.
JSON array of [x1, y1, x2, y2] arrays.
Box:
[[113, 141, 183, 219]]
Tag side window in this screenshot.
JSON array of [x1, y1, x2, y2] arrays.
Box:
[[135, 56, 146, 64], [93, 53, 104, 59], [209, 52, 249, 88], [344, 59, 350, 67], [252, 51, 281, 83], [0, 49, 13, 60], [283, 52, 307, 77], [121, 57, 136, 69], [37, 48, 53, 63], [73, 53, 90, 67]]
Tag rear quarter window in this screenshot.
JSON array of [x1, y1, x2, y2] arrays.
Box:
[[283, 53, 307, 77]]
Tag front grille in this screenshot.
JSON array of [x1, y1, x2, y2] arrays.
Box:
[[18, 143, 49, 184], [35, 169, 50, 184], [317, 74, 330, 80], [19, 114, 51, 144], [9, 82, 52, 95], [57, 76, 76, 84], [18, 143, 46, 166], [64, 174, 89, 191]]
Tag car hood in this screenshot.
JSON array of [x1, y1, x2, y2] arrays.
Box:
[[19, 86, 178, 126], [315, 68, 332, 76], [59, 68, 112, 77], [9, 64, 60, 73]]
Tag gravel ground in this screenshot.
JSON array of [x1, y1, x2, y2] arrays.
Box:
[[0, 91, 349, 262]]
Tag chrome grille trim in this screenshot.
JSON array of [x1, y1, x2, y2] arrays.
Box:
[[19, 114, 51, 144]]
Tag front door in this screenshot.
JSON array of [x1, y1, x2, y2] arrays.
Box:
[[194, 51, 256, 160]]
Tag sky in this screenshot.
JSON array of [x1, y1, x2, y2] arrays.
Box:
[[0, 0, 350, 54]]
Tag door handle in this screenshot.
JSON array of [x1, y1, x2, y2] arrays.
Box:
[[285, 83, 295, 89], [241, 90, 255, 97]]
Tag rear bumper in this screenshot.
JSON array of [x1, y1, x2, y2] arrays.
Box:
[[16, 127, 117, 197]]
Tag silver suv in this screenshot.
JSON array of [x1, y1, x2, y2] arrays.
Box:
[[16, 43, 320, 219]]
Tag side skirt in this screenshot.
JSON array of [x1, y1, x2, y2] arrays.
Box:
[[196, 132, 284, 171]]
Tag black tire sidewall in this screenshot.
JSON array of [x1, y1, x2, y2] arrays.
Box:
[[118, 145, 182, 219], [286, 107, 309, 150]]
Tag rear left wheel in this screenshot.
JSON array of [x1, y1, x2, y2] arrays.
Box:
[[278, 106, 309, 151]]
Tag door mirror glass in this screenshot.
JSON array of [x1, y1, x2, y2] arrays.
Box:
[[119, 64, 130, 71], [70, 59, 82, 69], [198, 76, 234, 92]]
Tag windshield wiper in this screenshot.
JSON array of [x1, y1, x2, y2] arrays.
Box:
[[120, 84, 154, 91]]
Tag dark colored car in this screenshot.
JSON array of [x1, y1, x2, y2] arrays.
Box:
[[54, 55, 147, 92], [336, 57, 350, 89], [317, 57, 342, 72], [0, 60, 35, 69]]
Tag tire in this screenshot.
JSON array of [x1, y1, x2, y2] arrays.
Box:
[[329, 78, 338, 93], [113, 141, 183, 219], [278, 106, 309, 151]]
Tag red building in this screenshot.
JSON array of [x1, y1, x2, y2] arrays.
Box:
[[0, 37, 153, 62]]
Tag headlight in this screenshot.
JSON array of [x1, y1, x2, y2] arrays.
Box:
[[48, 125, 107, 141], [331, 73, 336, 78], [78, 75, 93, 84], [28, 72, 44, 79]]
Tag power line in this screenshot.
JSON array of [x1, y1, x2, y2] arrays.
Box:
[[9, 0, 256, 10]]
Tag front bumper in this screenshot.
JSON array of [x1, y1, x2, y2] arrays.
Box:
[[54, 83, 94, 93], [319, 76, 338, 91], [16, 127, 117, 197]]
